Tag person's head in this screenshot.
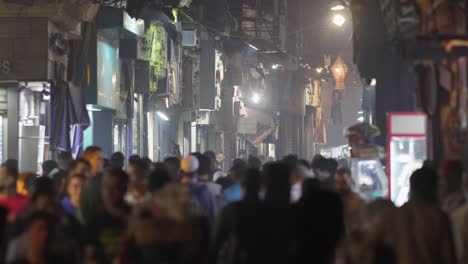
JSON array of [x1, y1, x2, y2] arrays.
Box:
[[148, 162, 172, 193], [17, 172, 36, 196], [68, 159, 91, 179], [335, 167, 353, 197], [0, 162, 19, 194], [180, 155, 199, 180], [438, 160, 463, 197], [128, 155, 141, 165], [65, 174, 85, 207], [198, 154, 212, 182], [410, 167, 438, 204], [301, 178, 322, 199], [101, 169, 127, 209], [248, 155, 262, 170], [83, 146, 104, 175], [31, 177, 56, 213], [141, 157, 152, 170], [229, 161, 248, 183], [311, 155, 330, 179], [42, 160, 58, 177], [110, 152, 125, 169], [57, 151, 73, 171], [232, 158, 247, 169], [26, 211, 54, 252], [204, 151, 218, 169], [327, 158, 339, 176], [126, 159, 149, 189], [164, 157, 180, 181], [283, 155, 302, 183], [242, 168, 261, 199], [263, 162, 292, 204]]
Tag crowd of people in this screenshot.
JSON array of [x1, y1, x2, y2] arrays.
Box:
[[0, 147, 465, 264]]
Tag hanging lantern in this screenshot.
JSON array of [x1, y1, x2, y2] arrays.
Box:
[[332, 56, 348, 90]]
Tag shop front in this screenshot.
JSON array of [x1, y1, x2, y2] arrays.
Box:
[[83, 7, 144, 158], [0, 18, 71, 172]]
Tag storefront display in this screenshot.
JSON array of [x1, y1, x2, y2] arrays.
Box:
[[388, 112, 427, 206], [345, 123, 388, 200], [18, 84, 50, 173]]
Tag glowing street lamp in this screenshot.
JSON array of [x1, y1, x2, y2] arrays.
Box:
[[251, 92, 261, 104], [332, 14, 346, 27]]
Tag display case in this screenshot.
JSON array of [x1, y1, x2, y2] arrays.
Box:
[[351, 158, 388, 201], [388, 113, 427, 206]]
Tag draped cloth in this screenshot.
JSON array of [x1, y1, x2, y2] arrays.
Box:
[[50, 81, 90, 157]]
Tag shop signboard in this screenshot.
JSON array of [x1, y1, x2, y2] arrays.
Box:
[[137, 24, 156, 61], [0, 60, 11, 75]]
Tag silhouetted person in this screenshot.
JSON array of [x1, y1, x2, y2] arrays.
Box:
[[42, 160, 58, 178], [212, 168, 265, 264], [57, 151, 73, 171], [368, 167, 456, 264], [221, 160, 248, 206], [179, 155, 217, 222], [295, 188, 344, 264], [85, 169, 130, 264], [7, 212, 67, 264], [164, 157, 180, 181], [148, 162, 172, 193], [262, 162, 296, 264], [247, 155, 262, 170], [204, 151, 221, 175], [0, 163, 28, 222], [198, 154, 221, 201], [80, 146, 104, 224], [125, 159, 150, 206], [128, 155, 141, 166], [311, 155, 335, 191], [109, 152, 125, 170], [335, 167, 365, 233]]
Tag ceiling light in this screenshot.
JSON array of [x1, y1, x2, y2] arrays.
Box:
[[333, 14, 346, 27], [331, 4, 346, 11]]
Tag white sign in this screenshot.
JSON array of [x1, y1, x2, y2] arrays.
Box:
[[390, 113, 426, 135]]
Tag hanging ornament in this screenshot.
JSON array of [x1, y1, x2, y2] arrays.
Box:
[[332, 56, 348, 90]]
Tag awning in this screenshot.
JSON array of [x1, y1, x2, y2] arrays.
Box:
[[247, 124, 275, 145], [243, 107, 276, 145]]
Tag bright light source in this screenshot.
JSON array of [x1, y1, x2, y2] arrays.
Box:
[[247, 43, 259, 51], [156, 111, 169, 121], [333, 14, 346, 27], [316, 67, 323, 74], [357, 116, 365, 122], [331, 4, 346, 11], [370, 78, 377, 86], [272, 64, 281, 70], [252, 93, 261, 104]]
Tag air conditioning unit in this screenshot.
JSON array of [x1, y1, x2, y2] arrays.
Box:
[[182, 30, 197, 47]]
